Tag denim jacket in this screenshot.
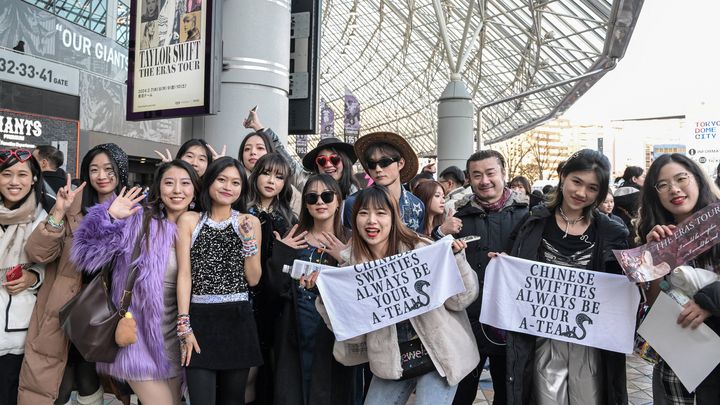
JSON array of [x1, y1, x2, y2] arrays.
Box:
[[343, 187, 425, 232]]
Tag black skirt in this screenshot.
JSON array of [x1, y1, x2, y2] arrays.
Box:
[[188, 301, 263, 370]]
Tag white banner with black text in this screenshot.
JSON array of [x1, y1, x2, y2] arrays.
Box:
[[316, 238, 466, 341], [480, 255, 640, 353]]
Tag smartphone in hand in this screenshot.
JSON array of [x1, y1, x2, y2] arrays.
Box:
[[244, 105, 258, 126], [5, 264, 23, 282]]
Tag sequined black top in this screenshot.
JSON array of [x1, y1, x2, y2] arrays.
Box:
[[190, 211, 248, 295]]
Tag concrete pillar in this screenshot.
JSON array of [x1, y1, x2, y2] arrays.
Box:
[[193, 0, 291, 158], [437, 76, 474, 173], [106, 0, 118, 40]]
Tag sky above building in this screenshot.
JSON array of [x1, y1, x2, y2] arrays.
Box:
[[564, 1, 720, 123]]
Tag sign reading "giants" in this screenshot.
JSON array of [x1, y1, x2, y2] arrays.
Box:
[[0, 109, 79, 174], [0, 116, 43, 139]]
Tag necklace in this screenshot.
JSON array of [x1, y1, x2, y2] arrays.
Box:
[[558, 207, 584, 239], [256, 202, 273, 213]]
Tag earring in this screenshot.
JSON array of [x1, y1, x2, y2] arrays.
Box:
[[159, 202, 165, 210], [189, 201, 196, 210], [33, 176, 37, 182]]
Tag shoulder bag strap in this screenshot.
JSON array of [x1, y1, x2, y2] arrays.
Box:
[[118, 231, 144, 315]]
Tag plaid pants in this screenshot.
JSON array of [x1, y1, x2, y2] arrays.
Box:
[[657, 360, 694, 405]]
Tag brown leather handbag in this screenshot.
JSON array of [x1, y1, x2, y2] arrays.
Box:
[[59, 240, 141, 363]]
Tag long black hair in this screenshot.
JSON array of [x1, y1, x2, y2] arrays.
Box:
[[546, 149, 610, 220], [80, 146, 127, 214], [176, 139, 213, 167], [313, 146, 358, 198], [637, 154, 720, 269], [0, 149, 45, 210], [247, 153, 293, 225], [296, 174, 347, 242], [198, 157, 248, 213], [621, 166, 644, 185], [238, 131, 274, 171], [141, 160, 201, 249]]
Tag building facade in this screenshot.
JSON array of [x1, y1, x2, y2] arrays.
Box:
[[0, 0, 186, 183]]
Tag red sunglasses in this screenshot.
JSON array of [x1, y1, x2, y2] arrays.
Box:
[[315, 154, 341, 167], [0, 149, 32, 164]]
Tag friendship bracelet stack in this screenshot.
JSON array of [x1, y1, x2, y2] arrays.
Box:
[[176, 314, 192, 340], [241, 234, 258, 258], [47, 215, 64, 229]]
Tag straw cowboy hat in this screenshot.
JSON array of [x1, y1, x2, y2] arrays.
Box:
[[353, 131, 419, 183]]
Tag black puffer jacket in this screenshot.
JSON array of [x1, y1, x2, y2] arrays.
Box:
[[454, 190, 529, 355], [506, 204, 630, 405]]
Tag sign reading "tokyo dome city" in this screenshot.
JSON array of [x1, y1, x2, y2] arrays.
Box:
[[127, 0, 221, 120]]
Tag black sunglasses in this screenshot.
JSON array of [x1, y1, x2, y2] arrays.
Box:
[[305, 191, 335, 205], [366, 156, 400, 170]]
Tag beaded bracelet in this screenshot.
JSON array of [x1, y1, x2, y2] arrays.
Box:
[[47, 215, 64, 229], [176, 314, 193, 339], [242, 239, 259, 257], [177, 326, 193, 339]]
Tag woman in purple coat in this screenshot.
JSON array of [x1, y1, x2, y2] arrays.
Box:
[[71, 160, 200, 404]]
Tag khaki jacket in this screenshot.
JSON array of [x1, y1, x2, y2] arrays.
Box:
[[317, 241, 480, 385], [18, 197, 84, 405]]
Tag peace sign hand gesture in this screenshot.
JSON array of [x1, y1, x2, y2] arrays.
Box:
[[153, 149, 173, 163], [51, 174, 86, 220], [207, 144, 227, 160], [108, 187, 144, 220], [273, 224, 308, 250]]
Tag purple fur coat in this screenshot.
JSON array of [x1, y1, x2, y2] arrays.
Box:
[[71, 201, 177, 381]]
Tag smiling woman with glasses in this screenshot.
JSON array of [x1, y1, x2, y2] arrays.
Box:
[[265, 174, 355, 404], [653, 172, 692, 193], [637, 153, 720, 404]]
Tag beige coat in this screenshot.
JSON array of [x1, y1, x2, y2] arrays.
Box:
[[317, 242, 480, 386], [18, 197, 84, 405]]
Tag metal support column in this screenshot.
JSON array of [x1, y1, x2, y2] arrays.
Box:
[[437, 78, 473, 173]]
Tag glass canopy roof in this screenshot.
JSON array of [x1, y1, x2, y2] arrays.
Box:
[[304, 0, 644, 156]]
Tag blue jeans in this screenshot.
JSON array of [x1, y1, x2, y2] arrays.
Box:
[[364, 370, 458, 405], [296, 286, 322, 402]]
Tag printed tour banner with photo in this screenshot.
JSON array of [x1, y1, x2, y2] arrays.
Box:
[[480, 255, 640, 354], [613, 201, 720, 283], [127, 0, 218, 119], [316, 238, 466, 341]]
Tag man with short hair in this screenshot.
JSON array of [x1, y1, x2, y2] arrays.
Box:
[[343, 132, 425, 232], [33, 145, 66, 194], [452, 150, 529, 405], [439, 165, 471, 212]]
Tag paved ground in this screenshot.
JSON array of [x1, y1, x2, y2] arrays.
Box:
[[95, 354, 656, 405], [469, 354, 656, 405]]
